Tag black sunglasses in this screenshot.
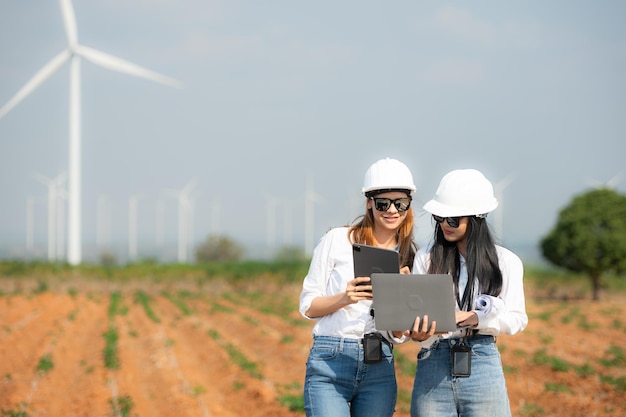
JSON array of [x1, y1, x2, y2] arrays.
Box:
[[432, 214, 461, 228], [371, 197, 412, 213]]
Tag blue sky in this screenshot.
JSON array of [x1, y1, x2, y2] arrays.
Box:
[[1, 1, 625, 263]]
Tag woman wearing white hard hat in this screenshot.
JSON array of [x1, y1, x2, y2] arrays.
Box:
[[299, 157, 418, 417], [406, 169, 528, 417]]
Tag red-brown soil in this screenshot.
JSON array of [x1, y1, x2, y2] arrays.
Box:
[[1, 278, 624, 417]]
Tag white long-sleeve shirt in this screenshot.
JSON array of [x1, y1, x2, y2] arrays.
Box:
[[299, 226, 404, 343], [412, 244, 528, 347]]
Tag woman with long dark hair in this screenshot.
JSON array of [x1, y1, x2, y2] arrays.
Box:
[[408, 168, 528, 417]]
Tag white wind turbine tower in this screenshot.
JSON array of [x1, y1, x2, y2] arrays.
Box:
[[26, 196, 39, 257], [493, 173, 514, 244], [265, 193, 279, 256], [155, 197, 166, 249], [96, 194, 113, 251], [166, 180, 197, 263], [304, 176, 325, 257], [33, 171, 67, 262], [0, 0, 181, 265], [282, 198, 295, 247], [128, 195, 142, 262]]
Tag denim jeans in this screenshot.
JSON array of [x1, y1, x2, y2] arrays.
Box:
[[411, 335, 511, 417], [304, 335, 397, 417]]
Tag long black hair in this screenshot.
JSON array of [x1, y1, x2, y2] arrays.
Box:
[[427, 216, 503, 311]]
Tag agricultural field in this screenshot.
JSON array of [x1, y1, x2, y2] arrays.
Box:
[[0, 263, 625, 417]]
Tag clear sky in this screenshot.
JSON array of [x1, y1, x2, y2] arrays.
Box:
[[1, 1, 625, 263]]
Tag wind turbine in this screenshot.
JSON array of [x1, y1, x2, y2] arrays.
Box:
[[264, 192, 279, 256], [0, 0, 181, 265], [26, 196, 38, 257], [128, 195, 141, 262], [32, 171, 67, 262], [493, 173, 514, 244], [282, 198, 295, 247], [96, 194, 113, 251], [165, 180, 197, 263], [586, 173, 622, 190], [304, 176, 325, 257]]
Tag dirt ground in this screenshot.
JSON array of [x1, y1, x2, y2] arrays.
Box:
[[0, 278, 624, 417]]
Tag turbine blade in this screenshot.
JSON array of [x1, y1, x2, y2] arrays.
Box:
[[60, 0, 78, 46], [182, 179, 198, 195], [0, 50, 70, 119], [32, 171, 53, 185], [76, 45, 182, 88], [607, 173, 622, 189]]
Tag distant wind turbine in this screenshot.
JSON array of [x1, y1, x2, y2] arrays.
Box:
[[585, 173, 622, 190], [304, 176, 325, 256], [96, 194, 113, 251], [32, 171, 67, 262], [282, 198, 295, 246], [26, 196, 37, 256], [0, 0, 181, 265], [265, 193, 279, 255], [166, 180, 197, 263], [128, 195, 141, 262], [493, 173, 514, 244]]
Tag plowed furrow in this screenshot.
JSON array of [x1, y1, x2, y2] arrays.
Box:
[[28, 294, 111, 417], [152, 294, 302, 417]]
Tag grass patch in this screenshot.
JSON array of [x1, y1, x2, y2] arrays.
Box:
[[134, 290, 160, 323], [161, 290, 192, 316], [599, 375, 626, 392], [393, 350, 416, 377], [278, 394, 304, 413], [33, 281, 48, 294], [0, 403, 30, 417], [224, 343, 262, 379], [206, 328, 263, 379], [103, 328, 120, 369], [210, 302, 234, 314], [108, 395, 134, 417], [599, 345, 625, 368], [574, 363, 595, 377], [545, 382, 571, 393], [530, 349, 570, 372], [35, 354, 54, 374], [277, 383, 304, 413], [396, 388, 412, 412], [520, 403, 545, 417]]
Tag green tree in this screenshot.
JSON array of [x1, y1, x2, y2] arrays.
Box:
[[195, 235, 245, 263], [540, 188, 626, 300]]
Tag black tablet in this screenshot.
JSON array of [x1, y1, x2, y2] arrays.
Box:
[[352, 243, 400, 278]]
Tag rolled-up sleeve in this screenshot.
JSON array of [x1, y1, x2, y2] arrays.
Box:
[[299, 232, 334, 320], [476, 247, 528, 335]]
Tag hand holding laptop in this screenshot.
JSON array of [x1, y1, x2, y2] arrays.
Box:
[[370, 273, 459, 333]]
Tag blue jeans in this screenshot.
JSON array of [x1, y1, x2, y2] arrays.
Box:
[[411, 335, 511, 417], [304, 335, 397, 417]]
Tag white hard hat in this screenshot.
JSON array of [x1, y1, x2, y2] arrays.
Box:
[[362, 158, 416, 196], [423, 169, 498, 217]]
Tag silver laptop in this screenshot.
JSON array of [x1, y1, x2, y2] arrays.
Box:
[[370, 273, 458, 332]]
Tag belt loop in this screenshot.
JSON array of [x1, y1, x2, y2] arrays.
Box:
[[339, 337, 345, 351]]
